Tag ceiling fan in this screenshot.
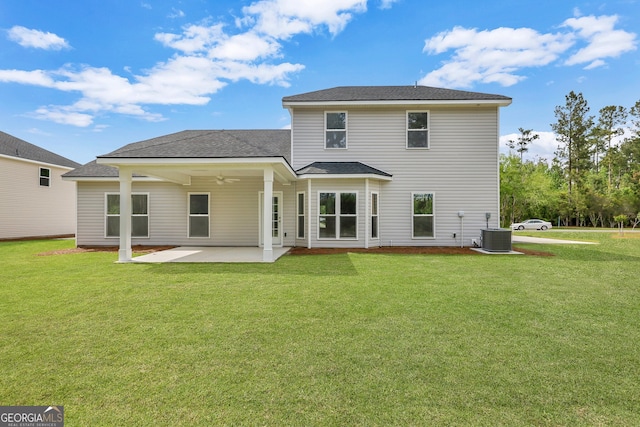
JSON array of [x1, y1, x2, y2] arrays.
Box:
[[214, 175, 240, 185]]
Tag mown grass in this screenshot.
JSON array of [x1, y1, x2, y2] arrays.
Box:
[[1, 235, 639, 426]]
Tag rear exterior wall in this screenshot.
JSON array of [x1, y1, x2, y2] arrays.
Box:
[[290, 105, 501, 247]]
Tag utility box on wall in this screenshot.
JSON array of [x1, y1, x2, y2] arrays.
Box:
[[481, 229, 512, 252]]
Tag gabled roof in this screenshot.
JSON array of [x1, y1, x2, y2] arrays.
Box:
[[0, 130, 81, 168], [282, 85, 512, 105], [296, 162, 392, 179], [98, 130, 291, 161]]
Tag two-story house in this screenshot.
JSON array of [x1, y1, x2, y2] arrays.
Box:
[[63, 86, 511, 262], [1, 131, 81, 240]]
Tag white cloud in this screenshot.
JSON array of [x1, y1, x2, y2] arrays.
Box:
[[421, 26, 572, 88], [168, 8, 185, 19], [242, 0, 367, 39], [155, 24, 226, 54], [421, 14, 637, 88], [7, 26, 70, 50], [563, 15, 637, 67], [0, 0, 370, 126], [500, 131, 558, 163], [379, 0, 398, 9], [30, 106, 94, 127]]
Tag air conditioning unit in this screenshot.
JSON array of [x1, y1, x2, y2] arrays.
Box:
[[481, 228, 512, 252]]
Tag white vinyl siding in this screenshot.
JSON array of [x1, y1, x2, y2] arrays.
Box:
[[0, 157, 76, 239]]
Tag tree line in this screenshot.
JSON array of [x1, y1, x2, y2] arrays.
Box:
[[501, 91, 640, 228]]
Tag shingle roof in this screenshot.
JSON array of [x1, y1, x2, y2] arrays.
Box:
[[62, 160, 123, 178], [65, 129, 292, 178], [99, 130, 291, 161], [296, 162, 392, 177], [282, 85, 512, 103], [0, 131, 81, 168]]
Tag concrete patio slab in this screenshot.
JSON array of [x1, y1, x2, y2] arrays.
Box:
[[512, 235, 597, 244], [132, 246, 291, 263]]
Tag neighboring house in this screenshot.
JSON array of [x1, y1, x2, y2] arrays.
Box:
[[63, 86, 511, 261], [0, 131, 81, 240]]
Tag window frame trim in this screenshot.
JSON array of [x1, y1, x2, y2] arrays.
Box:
[[370, 191, 379, 240], [39, 167, 51, 187], [411, 191, 436, 239], [104, 192, 150, 239], [406, 110, 430, 149], [317, 190, 359, 240], [324, 110, 348, 150], [296, 191, 305, 240], [187, 192, 211, 239]]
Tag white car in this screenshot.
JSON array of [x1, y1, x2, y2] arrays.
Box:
[[510, 219, 552, 231]]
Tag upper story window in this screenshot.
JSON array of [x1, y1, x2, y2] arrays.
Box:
[[39, 168, 50, 187], [407, 111, 429, 149], [325, 112, 347, 149]]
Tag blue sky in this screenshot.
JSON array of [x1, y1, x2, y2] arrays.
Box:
[[1, 0, 638, 164]]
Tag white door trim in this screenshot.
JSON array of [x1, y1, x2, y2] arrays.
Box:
[[259, 191, 283, 247]]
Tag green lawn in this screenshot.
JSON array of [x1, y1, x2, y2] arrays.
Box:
[[1, 235, 639, 426]]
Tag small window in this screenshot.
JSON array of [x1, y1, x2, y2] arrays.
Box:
[[105, 193, 149, 238], [325, 112, 347, 149], [189, 193, 210, 238], [318, 191, 357, 239], [371, 192, 379, 239], [407, 111, 429, 148], [39, 168, 50, 187], [412, 192, 434, 238], [297, 192, 305, 239]]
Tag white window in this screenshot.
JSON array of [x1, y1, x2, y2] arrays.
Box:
[[297, 192, 305, 239], [39, 167, 50, 187], [318, 192, 357, 239], [371, 192, 379, 239], [407, 111, 429, 148], [325, 111, 347, 149], [412, 192, 434, 238], [188, 193, 210, 238], [105, 193, 149, 238]]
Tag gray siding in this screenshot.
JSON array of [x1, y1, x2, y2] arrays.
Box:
[[77, 179, 296, 247], [292, 106, 501, 247]]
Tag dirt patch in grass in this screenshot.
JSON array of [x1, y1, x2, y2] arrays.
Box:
[[288, 246, 553, 256], [37, 245, 554, 257], [37, 245, 176, 256]]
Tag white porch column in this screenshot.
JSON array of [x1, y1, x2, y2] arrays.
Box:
[[118, 167, 133, 262], [307, 179, 312, 249], [365, 178, 370, 249], [262, 167, 274, 262]]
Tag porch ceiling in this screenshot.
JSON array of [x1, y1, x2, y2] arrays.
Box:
[[96, 158, 297, 185]]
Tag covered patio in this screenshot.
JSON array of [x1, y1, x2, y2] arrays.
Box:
[[132, 246, 291, 263]]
